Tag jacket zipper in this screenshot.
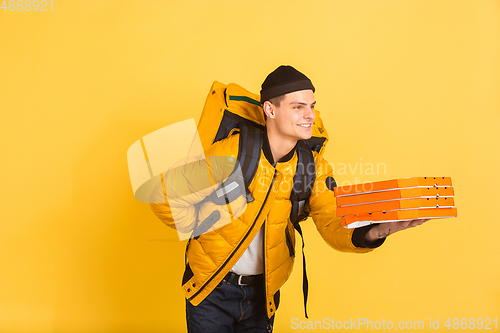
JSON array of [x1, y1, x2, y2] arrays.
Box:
[[262, 217, 267, 314], [188, 170, 277, 301]]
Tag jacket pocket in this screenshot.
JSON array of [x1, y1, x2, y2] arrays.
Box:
[[285, 226, 295, 258], [182, 263, 194, 286]]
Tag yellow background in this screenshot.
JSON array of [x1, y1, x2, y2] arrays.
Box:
[[1, 0, 499, 332]]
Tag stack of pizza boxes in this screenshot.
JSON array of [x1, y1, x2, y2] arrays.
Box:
[[334, 177, 457, 228]]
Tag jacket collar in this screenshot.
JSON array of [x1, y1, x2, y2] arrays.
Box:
[[263, 127, 298, 166]]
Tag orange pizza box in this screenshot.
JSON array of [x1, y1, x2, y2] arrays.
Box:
[[334, 177, 452, 197], [336, 186, 454, 206], [337, 197, 455, 216], [341, 207, 458, 228]]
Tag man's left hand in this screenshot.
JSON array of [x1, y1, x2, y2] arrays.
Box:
[[365, 219, 430, 243]]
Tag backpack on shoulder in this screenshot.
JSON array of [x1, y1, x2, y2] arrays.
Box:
[[197, 81, 329, 224]]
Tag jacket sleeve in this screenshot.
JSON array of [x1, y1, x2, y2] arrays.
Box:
[[149, 135, 239, 232], [308, 154, 384, 253]]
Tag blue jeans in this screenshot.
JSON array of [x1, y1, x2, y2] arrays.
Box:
[[186, 277, 275, 333]]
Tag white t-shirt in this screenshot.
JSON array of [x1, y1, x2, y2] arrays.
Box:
[[230, 225, 264, 275]]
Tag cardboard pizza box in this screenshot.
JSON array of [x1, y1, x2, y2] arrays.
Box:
[[336, 186, 454, 206], [337, 197, 455, 216], [334, 177, 452, 197], [341, 207, 458, 228]]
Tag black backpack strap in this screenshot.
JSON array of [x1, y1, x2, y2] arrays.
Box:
[[294, 222, 309, 318], [290, 140, 316, 224], [290, 140, 316, 319], [237, 124, 263, 203], [207, 165, 245, 205]]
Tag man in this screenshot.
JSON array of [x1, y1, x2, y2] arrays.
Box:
[[149, 65, 426, 332]]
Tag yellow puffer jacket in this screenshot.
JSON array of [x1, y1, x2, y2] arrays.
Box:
[[149, 132, 376, 318]]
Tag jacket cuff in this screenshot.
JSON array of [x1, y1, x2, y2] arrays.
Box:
[[351, 224, 386, 248]]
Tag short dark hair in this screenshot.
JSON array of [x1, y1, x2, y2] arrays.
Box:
[[263, 94, 286, 120], [268, 94, 286, 107]]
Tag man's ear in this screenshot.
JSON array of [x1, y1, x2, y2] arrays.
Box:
[[262, 101, 276, 119]]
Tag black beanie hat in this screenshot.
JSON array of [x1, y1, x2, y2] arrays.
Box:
[[260, 65, 315, 104]]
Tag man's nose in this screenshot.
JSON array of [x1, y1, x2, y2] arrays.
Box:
[[305, 106, 316, 121]]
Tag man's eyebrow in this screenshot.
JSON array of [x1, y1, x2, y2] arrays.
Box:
[[289, 101, 316, 105]]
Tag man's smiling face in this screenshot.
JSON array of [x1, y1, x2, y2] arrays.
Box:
[[271, 89, 316, 142]]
